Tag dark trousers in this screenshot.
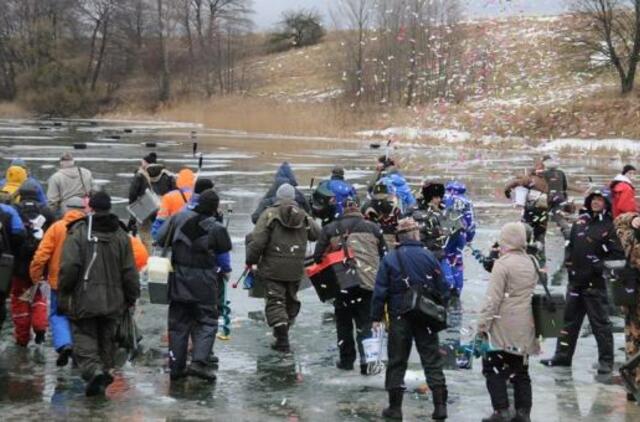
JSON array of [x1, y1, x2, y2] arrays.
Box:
[[264, 279, 300, 327], [168, 302, 218, 375], [71, 316, 118, 381], [385, 314, 446, 391], [482, 351, 532, 411], [554, 287, 613, 365], [334, 288, 373, 366]]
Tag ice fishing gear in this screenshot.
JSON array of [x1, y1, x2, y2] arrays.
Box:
[[232, 267, 249, 289], [217, 274, 232, 341], [620, 351, 640, 402], [363, 323, 387, 375]]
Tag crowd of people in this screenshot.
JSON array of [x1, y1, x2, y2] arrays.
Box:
[[0, 148, 639, 422]]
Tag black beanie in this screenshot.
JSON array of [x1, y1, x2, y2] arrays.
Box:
[[194, 178, 214, 194], [623, 164, 636, 175], [195, 190, 220, 216], [143, 152, 157, 164], [89, 191, 111, 212]]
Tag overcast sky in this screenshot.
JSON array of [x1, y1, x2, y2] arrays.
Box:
[[252, 0, 569, 30]]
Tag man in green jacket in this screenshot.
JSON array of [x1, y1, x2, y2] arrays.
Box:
[[58, 192, 140, 396], [246, 183, 320, 352]]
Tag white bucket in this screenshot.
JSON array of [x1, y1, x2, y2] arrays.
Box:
[[147, 256, 171, 284], [513, 186, 528, 207], [363, 333, 388, 363]]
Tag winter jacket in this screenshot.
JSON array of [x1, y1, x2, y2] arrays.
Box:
[[12, 189, 55, 279], [156, 208, 232, 307], [128, 164, 176, 204], [324, 177, 358, 218], [0, 203, 26, 255], [407, 202, 449, 259], [379, 169, 416, 212], [251, 162, 310, 224], [246, 199, 320, 282], [611, 174, 637, 218], [0, 165, 27, 203], [29, 209, 87, 290], [58, 213, 140, 320], [477, 222, 540, 356], [371, 240, 449, 320], [0, 176, 46, 205], [47, 166, 93, 214], [565, 193, 625, 290], [151, 169, 195, 238], [443, 182, 476, 243], [313, 211, 386, 290]]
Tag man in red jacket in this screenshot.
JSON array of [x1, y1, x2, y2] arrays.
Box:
[[611, 165, 638, 218]]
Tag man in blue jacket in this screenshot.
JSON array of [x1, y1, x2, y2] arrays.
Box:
[[312, 166, 358, 224], [371, 218, 450, 421]]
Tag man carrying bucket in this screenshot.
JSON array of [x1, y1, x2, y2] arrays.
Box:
[[313, 199, 386, 374], [540, 191, 624, 374]]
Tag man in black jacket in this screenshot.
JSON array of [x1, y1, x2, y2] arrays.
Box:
[[58, 192, 140, 396], [128, 152, 176, 205], [540, 191, 625, 374], [156, 190, 232, 381], [314, 200, 386, 374]]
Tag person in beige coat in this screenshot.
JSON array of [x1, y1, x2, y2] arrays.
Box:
[[477, 222, 540, 422]]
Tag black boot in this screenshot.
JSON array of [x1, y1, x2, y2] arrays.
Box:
[[34, 331, 45, 345], [335, 360, 354, 370], [511, 409, 530, 422], [271, 324, 290, 353], [481, 409, 511, 422], [431, 386, 448, 420], [539, 356, 571, 367], [85, 373, 108, 397], [187, 361, 217, 382], [382, 389, 403, 420], [56, 346, 73, 367]]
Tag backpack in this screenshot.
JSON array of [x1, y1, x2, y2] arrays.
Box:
[[14, 201, 47, 278], [311, 181, 337, 221]]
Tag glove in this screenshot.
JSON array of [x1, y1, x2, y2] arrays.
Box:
[[504, 189, 511, 199]]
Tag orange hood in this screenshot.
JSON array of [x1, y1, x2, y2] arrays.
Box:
[[176, 169, 195, 190]]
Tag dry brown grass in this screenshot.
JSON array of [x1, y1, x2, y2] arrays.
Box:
[[103, 96, 408, 138], [0, 102, 29, 118]]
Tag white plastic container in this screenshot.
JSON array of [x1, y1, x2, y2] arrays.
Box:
[[363, 332, 388, 363], [513, 186, 529, 207], [127, 189, 160, 224], [147, 256, 171, 304]]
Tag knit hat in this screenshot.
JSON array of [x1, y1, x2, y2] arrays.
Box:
[[89, 191, 111, 212], [332, 166, 345, 179], [60, 152, 74, 162], [499, 222, 526, 251], [194, 178, 214, 194], [196, 190, 220, 216], [396, 217, 419, 234], [276, 183, 295, 201], [143, 152, 157, 165], [623, 165, 637, 175], [66, 197, 86, 210]]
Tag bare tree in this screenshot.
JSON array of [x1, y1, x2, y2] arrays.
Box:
[[569, 0, 640, 94], [156, 0, 170, 101]]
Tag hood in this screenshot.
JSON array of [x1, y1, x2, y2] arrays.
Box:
[[446, 181, 466, 194], [58, 166, 81, 179], [545, 159, 560, 170], [584, 191, 612, 214], [612, 174, 633, 186], [499, 222, 526, 251], [5, 165, 27, 187], [272, 200, 306, 228], [176, 169, 195, 190], [18, 179, 40, 201], [146, 163, 166, 178], [274, 162, 298, 187], [63, 209, 86, 224], [89, 213, 122, 240]]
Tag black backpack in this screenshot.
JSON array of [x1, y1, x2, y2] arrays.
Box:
[[311, 181, 336, 221], [14, 201, 47, 278]]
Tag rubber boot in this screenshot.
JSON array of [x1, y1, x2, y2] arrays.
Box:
[[431, 386, 448, 420], [481, 409, 511, 422], [539, 356, 571, 367], [382, 389, 403, 420], [56, 346, 73, 367], [271, 324, 290, 353], [85, 373, 108, 397], [511, 408, 531, 422], [187, 361, 217, 382]]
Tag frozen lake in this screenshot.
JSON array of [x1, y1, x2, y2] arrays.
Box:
[[0, 118, 637, 421]]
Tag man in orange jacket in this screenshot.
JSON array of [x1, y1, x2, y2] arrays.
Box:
[[151, 168, 196, 239], [29, 197, 86, 365]]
